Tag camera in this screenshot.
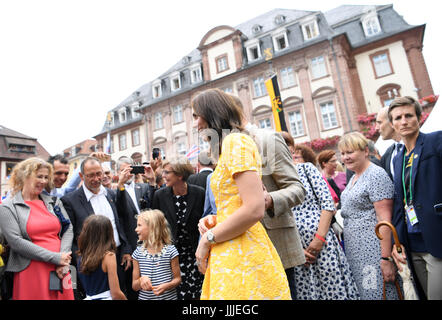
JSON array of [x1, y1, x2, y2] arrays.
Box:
[[130, 165, 145, 174]]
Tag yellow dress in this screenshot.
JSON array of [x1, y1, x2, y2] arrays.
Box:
[[200, 133, 291, 300]]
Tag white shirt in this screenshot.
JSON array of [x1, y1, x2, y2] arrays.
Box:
[[82, 184, 121, 247], [390, 141, 403, 179], [124, 181, 140, 214]]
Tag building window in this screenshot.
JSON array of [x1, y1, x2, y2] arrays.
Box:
[[288, 110, 305, 137], [154, 112, 163, 130], [252, 24, 262, 34], [311, 55, 327, 79], [71, 146, 76, 157], [246, 41, 261, 62], [273, 31, 288, 51], [319, 101, 338, 129], [377, 83, 401, 107], [362, 13, 382, 37], [119, 133, 127, 151], [370, 51, 393, 78], [253, 76, 267, 98], [190, 65, 202, 84], [258, 118, 272, 130], [302, 20, 320, 41], [131, 106, 139, 119], [274, 15, 286, 25], [170, 73, 181, 91], [176, 141, 187, 156], [280, 66, 296, 88], [110, 136, 114, 154], [131, 129, 140, 146], [118, 108, 126, 123], [222, 87, 233, 94], [216, 54, 229, 73], [152, 82, 162, 98], [173, 105, 183, 123]]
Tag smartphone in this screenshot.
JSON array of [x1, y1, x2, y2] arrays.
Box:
[[49, 271, 63, 292], [130, 165, 145, 174], [152, 148, 160, 160]]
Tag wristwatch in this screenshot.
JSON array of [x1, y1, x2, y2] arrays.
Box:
[[206, 230, 216, 244]]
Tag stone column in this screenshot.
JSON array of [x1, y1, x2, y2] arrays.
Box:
[[295, 59, 321, 140]]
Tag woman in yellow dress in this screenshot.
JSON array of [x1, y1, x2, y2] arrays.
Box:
[[192, 88, 290, 300]]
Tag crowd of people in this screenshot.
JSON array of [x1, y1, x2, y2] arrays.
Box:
[[0, 91, 441, 300]]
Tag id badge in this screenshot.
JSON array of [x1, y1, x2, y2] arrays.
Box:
[[405, 204, 419, 226]]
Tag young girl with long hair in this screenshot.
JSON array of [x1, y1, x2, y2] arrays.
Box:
[[132, 209, 181, 300], [77, 215, 127, 300]]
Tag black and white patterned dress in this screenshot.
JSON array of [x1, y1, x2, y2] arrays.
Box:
[[172, 194, 204, 300], [341, 163, 400, 300], [292, 162, 360, 300]]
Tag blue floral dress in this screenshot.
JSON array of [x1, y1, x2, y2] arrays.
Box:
[[293, 163, 359, 300], [340, 163, 399, 300]]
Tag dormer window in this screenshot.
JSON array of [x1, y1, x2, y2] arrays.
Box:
[[152, 79, 162, 99], [274, 15, 286, 25], [245, 39, 262, 62], [301, 19, 320, 41], [252, 24, 262, 34], [131, 106, 139, 119], [272, 28, 289, 52], [170, 72, 181, 92], [190, 64, 202, 84], [361, 10, 382, 37], [118, 107, 127, 123], [182, 56, 191, 65]]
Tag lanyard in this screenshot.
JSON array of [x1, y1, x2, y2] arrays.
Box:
[[402, 152, 413, 205]]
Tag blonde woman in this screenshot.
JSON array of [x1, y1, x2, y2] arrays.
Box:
[[339, 132, 398, 300], [132, 209, 181, 300], [0, 157, 73, 300]]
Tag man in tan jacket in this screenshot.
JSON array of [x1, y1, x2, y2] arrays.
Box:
[[245, 123, 306, 299]]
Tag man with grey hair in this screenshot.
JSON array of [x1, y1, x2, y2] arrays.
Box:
[[376, 106, 402, 180], [61, 156, 132, 299]]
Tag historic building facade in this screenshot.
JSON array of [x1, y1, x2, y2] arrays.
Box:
[[94, 4, 434, 163], [0, 125, 50, 198]]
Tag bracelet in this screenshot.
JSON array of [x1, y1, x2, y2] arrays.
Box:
[[314, 233, 327, 245], [381, 256, 393, 262]]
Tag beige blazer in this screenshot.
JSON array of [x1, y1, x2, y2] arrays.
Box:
[[247, 125, 306, 269]]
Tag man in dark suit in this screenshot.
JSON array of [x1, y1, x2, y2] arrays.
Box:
[[187, 151, 214, 190], [114, 157, 157, 300], [61, 157, 132, 297], [388, 96, 442, 300], [115, 157, 157, 250], [376, 106, 402, 180]]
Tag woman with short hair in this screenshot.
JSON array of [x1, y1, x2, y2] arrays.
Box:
[[339, 132, 399, 300], [151, 156, 205, 300]]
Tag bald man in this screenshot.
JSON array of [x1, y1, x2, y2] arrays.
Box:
[[375, 106, 402, 180]]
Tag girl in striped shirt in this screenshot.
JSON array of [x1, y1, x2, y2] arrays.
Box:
[[132, 209, 181, 300]]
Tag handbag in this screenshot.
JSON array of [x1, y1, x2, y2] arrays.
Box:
[[302, 164, 344, 247]]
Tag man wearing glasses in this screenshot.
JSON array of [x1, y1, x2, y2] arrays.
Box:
[[61, 157, 131, 298]]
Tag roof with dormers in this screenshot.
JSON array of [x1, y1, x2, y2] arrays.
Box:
[[97, 4, 420, 134]]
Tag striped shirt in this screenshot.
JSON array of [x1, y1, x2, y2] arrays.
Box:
[[132, 244, 179, 300]]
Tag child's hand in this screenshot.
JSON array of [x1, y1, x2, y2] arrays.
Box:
[[139, 276, 152, 291], [152, 284, 168, 296]]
